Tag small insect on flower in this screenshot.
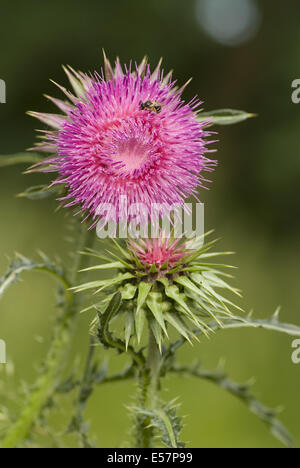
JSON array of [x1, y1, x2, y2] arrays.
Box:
[[28, 51, 216, 228], [139, 100, 162, 114]]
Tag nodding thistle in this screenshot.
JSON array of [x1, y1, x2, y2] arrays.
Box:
[[2, 47, 296, 449]]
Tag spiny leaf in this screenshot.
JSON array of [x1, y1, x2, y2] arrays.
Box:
[[154, 408, 183, 448], [222, 315, 300, 337], [132, 402, 185, 448], [167, 313, 300, 359]]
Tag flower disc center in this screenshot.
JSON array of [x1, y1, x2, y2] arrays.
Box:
[[115, 138, 150, 174]]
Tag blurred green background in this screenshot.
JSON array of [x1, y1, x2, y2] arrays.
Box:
[[0, 0, 300, 448]]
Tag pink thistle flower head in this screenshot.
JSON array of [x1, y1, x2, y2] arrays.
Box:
[[75, 234, 241, 348], [129, 236, 190, 274], [28, 52, 216, 227]]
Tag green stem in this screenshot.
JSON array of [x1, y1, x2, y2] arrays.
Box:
[[0, 223, 95, 448], [74, 336, 96, 448], [135, 326, 161, 448], [96, 366, 135, 386], [147, 326, 161, 408]]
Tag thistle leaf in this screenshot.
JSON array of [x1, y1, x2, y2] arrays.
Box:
[[154, 408, 183, 449], [132, 402, 185, 448], [222, 315, 300, 337], [168, 313, 300, 358]]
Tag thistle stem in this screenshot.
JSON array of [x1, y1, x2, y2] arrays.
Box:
[[0, 223, 95, 448], [147, 326, 161, 408], [134, 326, 161, 448]]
